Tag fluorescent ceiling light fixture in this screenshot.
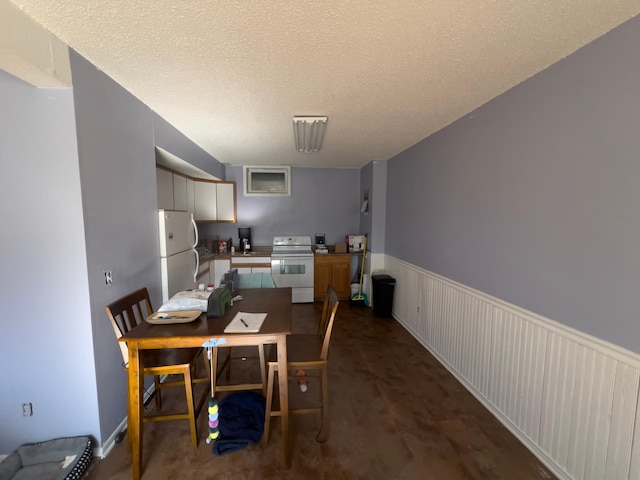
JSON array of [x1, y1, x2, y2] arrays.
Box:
[[293, 116, 328, 153]]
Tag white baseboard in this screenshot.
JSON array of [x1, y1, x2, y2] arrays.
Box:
[[95, 377, 162, 458], [94, 416, 128, 458]]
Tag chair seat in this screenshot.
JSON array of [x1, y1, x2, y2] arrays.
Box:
[[267, 335, 324, 365]]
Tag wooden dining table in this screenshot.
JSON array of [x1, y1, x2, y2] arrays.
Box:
[[119, 287, 293, 480]]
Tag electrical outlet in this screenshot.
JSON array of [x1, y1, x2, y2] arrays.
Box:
[[104, 270, 113, 286], [22, 403, 33, 416]]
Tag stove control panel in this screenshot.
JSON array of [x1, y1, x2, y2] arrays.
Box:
[[272, 236, 312, 247]]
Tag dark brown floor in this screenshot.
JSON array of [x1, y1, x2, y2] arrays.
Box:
[[87, 302, 557, 480]]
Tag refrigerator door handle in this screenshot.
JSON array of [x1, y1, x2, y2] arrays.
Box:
[[191, 214, 198, 249], [191, 214, 199, 282], [193, 248, 199, 282]]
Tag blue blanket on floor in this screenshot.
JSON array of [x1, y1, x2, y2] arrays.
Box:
[[212, 391, 266, 456]]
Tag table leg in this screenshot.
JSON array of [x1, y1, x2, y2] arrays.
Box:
[[276, 335, 291, 468], [128, 344, 143, 480]]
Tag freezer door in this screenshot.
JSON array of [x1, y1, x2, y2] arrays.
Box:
[[158, 210, 196, 257], [160, 249, 198, 303]]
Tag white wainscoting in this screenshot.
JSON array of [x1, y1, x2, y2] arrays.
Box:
[[383, 255, 640, 480]]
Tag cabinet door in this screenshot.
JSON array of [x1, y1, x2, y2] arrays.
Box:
[[332, 259, 351, 299], [216, 182, 236, 222], [156, 168, 174, 210], [194, 180, 217, 221], [314, 260, 332, 300], [212, 259, 231, 287], [173, 174, 188, 211], [186, 178, 195, 214], [196, 269, 210, 287]]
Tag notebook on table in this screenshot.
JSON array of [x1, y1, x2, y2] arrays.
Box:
[[223, 312, 267, 333]]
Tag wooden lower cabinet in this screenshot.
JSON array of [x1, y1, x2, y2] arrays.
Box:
[[314, 255, 351, 300]]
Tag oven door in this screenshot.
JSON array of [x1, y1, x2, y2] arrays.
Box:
[[271, 256, 314, 289]]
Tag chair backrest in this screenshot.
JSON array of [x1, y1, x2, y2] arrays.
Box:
[[105, 288, 154, 366], [317, 285, 340, 360]]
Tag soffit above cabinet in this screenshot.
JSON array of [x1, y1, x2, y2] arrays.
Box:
[[155, 146, 219, 181]]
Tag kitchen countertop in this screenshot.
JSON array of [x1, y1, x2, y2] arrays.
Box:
[[198, 246, 274, 263], [317, 249, 362, 256], [198, 245, 362, 263]]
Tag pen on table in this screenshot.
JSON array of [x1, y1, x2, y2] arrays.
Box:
[[240, 318, 249, 328]]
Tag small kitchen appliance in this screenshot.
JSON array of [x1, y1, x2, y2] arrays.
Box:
[[238, 227, 252, 253], [315, 233, 328, 254]]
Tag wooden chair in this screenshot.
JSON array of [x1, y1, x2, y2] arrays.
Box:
[[105, 287, 210, 447], [263, 285, 340, 446]]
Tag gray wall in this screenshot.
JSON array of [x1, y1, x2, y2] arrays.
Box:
[[359, 160, 388, 253], [69, 50, 227, 445], [386, 15, 640, 353], [70, 50, 161, 444], [359, 162, 373, 246], [0, 70, 99, 452], [200, 166, 362, 247], [371, 161, 388, 254]]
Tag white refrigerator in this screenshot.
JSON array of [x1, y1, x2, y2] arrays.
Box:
[[158, 209, 199, 304]]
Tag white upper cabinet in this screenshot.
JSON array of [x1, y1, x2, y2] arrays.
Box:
[[193, 180, 236, 222], [194, 180, 217, 220], [186, 177, 195, 214], [216, 182, 236, 222], [157, 167, 236, 222], [156, 168, 174, 210], [173, 174, 187, 211]]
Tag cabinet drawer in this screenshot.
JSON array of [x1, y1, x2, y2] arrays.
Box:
[[231, 256, 271, 265]]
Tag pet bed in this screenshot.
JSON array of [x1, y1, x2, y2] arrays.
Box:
[[0, 435, 93, 480]]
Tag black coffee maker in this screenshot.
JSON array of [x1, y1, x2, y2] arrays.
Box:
[[238, 227, 252, 253]]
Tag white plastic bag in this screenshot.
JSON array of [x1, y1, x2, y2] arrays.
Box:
[[158, 290, 212, 312]]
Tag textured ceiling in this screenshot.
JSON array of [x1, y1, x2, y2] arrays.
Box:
[[8, 1, 640, 168]]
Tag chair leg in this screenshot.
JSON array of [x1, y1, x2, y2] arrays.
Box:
[[259, 345, 267, 396], [154, 375, 162, 410], [225, 347, 232, 381], [183, 365, 198, 448], [263, 364, 276, 447], [317, 365, 330, 442]]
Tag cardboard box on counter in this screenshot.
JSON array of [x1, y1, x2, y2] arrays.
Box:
[[335, 242, 347, 253]]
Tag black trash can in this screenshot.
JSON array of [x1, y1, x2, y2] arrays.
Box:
[[372, 274, 396, 318]]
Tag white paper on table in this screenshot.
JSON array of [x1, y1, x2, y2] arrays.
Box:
[[224, 312, 267, 333]]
